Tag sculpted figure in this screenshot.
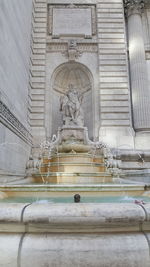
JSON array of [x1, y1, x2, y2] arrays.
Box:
[[60, 84, 84, 127]]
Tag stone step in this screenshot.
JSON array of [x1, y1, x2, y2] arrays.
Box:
[[34, 172, 112, 177], [33, 176, 113, 184], [40, 166, 106, 173], [41, 162, 105, 167], [0, 184, 145, 198], [40, 162, 106, 173], [33, 172, 112, 184], [42, 154, 104, 164]]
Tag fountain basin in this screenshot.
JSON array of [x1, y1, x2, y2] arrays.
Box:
[[0, 202, 150, 267], [0, 184, 148, 200]]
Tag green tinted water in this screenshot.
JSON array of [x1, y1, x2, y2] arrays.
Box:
[[0, 195, 150, 203]]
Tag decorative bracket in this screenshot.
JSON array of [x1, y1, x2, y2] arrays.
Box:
[[62, 40, 82, 61]]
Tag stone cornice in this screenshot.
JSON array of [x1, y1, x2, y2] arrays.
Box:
[[124, 0, 145, 17], [0, 100, 32, 145]]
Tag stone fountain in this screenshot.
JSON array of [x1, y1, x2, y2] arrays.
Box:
[[32, 84, 117, 185], [0, 85, 150, 267]]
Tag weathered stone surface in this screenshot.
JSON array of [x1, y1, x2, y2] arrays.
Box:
[[53, 8, 92, 36], [0, 203, 29, 222], [0, 234, 21, 267], [0, 231, 149, 267], [144, 204, 150, 221], [0, 0, 32, 180], [23, 203, 145, 228], [20, 233, 150, 267], [0, 203, 149, 266]]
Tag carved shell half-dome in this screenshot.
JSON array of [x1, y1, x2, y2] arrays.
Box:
[[53, 62, 92, 95]]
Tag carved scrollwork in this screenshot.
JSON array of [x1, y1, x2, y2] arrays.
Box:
[[46, 42, 98, 56], [66, 4, 77, 9], [124, 0, 145, 16], [62, 40, 82, 61]]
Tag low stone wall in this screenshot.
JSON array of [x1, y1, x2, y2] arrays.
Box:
[[0, 203, 150, 267]]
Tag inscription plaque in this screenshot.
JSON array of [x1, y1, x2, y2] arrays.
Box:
[[53, 8, 92, 36]]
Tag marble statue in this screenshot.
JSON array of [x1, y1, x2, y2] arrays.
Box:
[[60, 84, 84, 127]]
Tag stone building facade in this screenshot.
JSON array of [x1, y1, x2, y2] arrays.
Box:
[[1, 0, 150, 181]]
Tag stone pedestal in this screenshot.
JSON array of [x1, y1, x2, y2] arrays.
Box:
[[57, 126, 91, 153], [59, 126, 87, 143]]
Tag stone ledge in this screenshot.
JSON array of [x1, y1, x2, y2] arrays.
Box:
[[0, 203, 149, 233], [0, 232, 149, 267]]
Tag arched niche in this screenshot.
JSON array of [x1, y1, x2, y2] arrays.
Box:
[[50, 62, 94, 139]]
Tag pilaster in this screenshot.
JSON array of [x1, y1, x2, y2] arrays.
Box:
[[97, 0, 134, 148], [124, 0, 150, 132], [29, 0, 47, 145], [124, 0, 145, 16]]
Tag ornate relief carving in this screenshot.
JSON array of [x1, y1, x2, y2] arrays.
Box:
[[48, 5, 53, 35], [46, 43, 68, 52], [47, 42, 98, 56], [0, 100, 32, 144], [145, 0, 150, 8], [91, 6, 97, 35], [124, 0, 145, 16], [67, 4, 77, 9], [62, 40, 82, 61], [52, 63, 92, 96], [78, 43, 98, 53]]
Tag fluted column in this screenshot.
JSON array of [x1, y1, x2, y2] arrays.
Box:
[[124, 0, 150, 131]]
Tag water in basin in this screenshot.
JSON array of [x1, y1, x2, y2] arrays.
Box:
[[0, 195, 150, 203]]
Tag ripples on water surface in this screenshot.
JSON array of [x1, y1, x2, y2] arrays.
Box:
[[0, 195, 150, 203]]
